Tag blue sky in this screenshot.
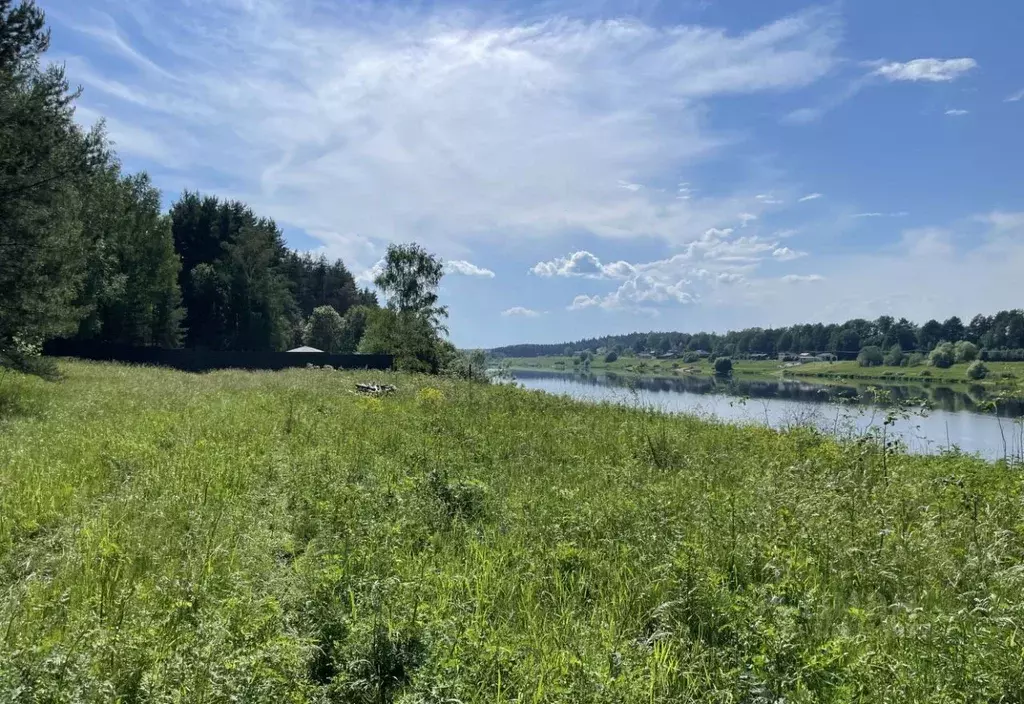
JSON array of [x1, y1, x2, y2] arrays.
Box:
[[43, 0, 1024, 348]]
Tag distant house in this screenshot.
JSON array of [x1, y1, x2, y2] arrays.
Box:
[[658, 352, 677, 360], [287, 346, 323, 353], [694, 350, 710, 358], [778, 353, 799, 362], [815, 353, 837, 362]]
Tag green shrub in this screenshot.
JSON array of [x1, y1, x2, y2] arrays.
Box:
[[604, 351, 618, 363], [906, 352, 926, 367], [857, 345, 884, 367], [884, 345, 904, 367], [714, 357, 733, 376], [967, 361, 989, 380], [954, 341, 979, 363], [929, 343, 955, 369]]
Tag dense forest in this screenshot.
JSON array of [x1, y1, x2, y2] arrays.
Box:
[[491, 310, 1024, 361], [0, 1, 481, 377]]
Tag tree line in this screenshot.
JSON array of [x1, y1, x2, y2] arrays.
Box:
[[1, 1, 481, 378], [491, 310, 1024, 361]]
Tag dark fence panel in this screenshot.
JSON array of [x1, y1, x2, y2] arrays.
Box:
[[44, 340, 393, 373]]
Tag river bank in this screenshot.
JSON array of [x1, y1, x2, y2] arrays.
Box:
[[499, 355, 1024, 395], [2, 361, 1024, 701]]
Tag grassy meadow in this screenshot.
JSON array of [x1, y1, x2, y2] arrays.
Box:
[[2, 361, 1024, 702]]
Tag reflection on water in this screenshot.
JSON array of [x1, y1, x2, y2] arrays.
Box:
[[510, 370, 1024, 461], [565, 371, 1024, 417]]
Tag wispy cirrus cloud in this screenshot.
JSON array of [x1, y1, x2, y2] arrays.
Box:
[[852, 211, 908, 218], [58, 1, 841, 267], [798, 192, 823, 202], [871, 57, 977, 82], [944, 108, 969, 116], [501, 307, 541, 317], [1007, 89, 1024, 103], [781, 273, 825, 283]]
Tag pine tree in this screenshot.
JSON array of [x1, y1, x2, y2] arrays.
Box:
[[0, 0, 102, 366]]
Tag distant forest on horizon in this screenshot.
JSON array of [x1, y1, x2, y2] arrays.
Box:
[[490, 309, 1024, 361]]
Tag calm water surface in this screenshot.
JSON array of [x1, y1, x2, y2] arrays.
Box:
[[510, 370, 1024, 461]]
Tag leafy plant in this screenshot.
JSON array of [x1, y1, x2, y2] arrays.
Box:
[[857, 345, 884, 367], [714, 357, 733, 376], [929, 342, 955, 369], [967, 360, 989, 380]]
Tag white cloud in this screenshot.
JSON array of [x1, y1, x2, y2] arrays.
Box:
[[944, 109, 969, 116], [781, 274, 825, 283], [569, 276, 696, 312], [568, 295, 600, 311], [738, 213, 758, 227], [617, 180, 643, 192], [851, 211, 908, 218], [557, 227, 799, 312], [356, 258, 386, 284], [872, 58, 977, 83], [783, 106, 825, 124], [557, 212, 1024, 329], [501, 307, 540, 317], [772, 247, 807, 261], [530, 250, 635, 280], [901, 228, 954, 257], [755, 194, 783, 205], [798, 192, 822, 202], [1007, 89, 1024, 103], [979, 211, 1024, 231], [446, 260, 495, 278], [58, 2, 841, 263], [741, 214, 1024, 327]]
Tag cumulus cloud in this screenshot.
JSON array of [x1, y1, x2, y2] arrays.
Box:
[[798, 192, 822, 202], [570, 276, 696, 312], [556, 212, 1024, 329], [772, 247, 807, 261], [446, 260, 495, 278], [501, 307, 540, 317], [557, 227, 801, 312], [872, 58, 977, 82], [568, 295, 600, 311], [944, 109, 969, 116], [356, 258, 386, 284], [58, 2, 841, 265], [530, 251, 636, 280]]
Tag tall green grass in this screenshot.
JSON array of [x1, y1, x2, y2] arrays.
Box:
[[1, 361, 1023, 702]]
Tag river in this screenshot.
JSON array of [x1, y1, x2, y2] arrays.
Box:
[[508, 369, 1024, 461]]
